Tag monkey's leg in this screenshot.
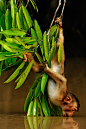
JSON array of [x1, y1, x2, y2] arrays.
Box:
[[45, 64, 67, 101], [23, 52, 43, 72], [44, 64, 67, 84]]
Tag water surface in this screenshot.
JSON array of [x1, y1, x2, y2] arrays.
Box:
[[0, 114, 86, 129]]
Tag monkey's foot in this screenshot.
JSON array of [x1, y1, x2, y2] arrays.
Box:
[[55, 17, 62, 28]]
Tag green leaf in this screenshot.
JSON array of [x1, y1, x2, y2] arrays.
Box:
[[11, 0, 17, 28], [0, 52, 14, 56], [5, 58, 11, 66], [30, 71, 44, 89], [5, 37, 21, 45], [19, 37, 37, 44], [5, 9, 12, 30], [35, 52, 44, 64], [22, 5, 32, 28], [57, 107, 63, 116], [32, 41, 38, 48], [41, 95, 50, 116], [0, 56, 10, 61], [0, 30, 26, 36], [34, 20, 43, 55], [35, 79, 41, 97], [34, 20, 42, 41], [4, 61, 25, 83], [1, 43, 25, 55], [0, 48, 14, 67], [23, 17, 29, 31], [2, 59, 23, 71], [19, 6, 24, 29], [16, 12, 22, 30], [0, 40, 13, 52], [51, 37, 56, 59], [41, 73, 48, 93], [5, 42, 21, 49], [0, 52, 19, 62], [15, 36, 26, 47], [0, 9, 3, 17], [15, 71, 23, 83], [58, 43, 63, 63], [55, 27, 60, 39], [48, 37, 56, 67], [0, 45, 3, 75], [49, 24, 57, 37], [12, 57, 17, 64], [43, 31, 49, 61], [0, 46, 3, 76], [15, 62, 28, 83], [50, 102, 58, 116], [21, 1, 25, 6], [38, 102, 43, 116], [15, 60, 33, 89], [14, 37, 36, 50], [0, 61, 3, 76], [0, 50, 25, 61], [24, 89, 34, 113], [19, 37, 31, 42], [33, 98, 38, 116], [31, 28, 37, 38], [30, 0, 38, 12], [0, 14, 5, 30], [27, 101, 33, 116], [0, 0, 4, 11]]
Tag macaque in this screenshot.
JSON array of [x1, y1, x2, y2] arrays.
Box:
[[23, 18, 80, 117]]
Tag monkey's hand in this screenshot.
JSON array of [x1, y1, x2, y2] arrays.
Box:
[[23, 52, 44, 73]]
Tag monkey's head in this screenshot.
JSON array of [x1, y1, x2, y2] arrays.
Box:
[[62, 93, 80, 117]]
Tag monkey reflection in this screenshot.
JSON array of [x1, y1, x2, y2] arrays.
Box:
[[52, 117, 78, 129], [23, 18, 80, 117], [62, 117, 78, 129], [50, 117, 78, 129], [25, 117, 78, 129]]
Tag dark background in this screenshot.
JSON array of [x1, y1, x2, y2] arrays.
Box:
[[26, 0, 86, 58]]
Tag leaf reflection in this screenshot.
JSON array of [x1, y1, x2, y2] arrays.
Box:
[[24, 116, 78, 129]]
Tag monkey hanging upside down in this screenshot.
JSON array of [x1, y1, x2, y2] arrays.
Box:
[[23, 18, 80, 117]]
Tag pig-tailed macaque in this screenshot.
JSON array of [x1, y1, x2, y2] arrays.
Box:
[[23, 18, 80, 117]]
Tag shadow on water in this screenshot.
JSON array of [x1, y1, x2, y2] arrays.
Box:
[[0, 114, 83, 129]]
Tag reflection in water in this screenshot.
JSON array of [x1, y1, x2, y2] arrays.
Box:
[[0, 114, 79, 129], [24, 116, 78, 129]]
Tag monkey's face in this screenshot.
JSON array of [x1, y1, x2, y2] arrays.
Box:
[[62, 101, 78, 117]]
